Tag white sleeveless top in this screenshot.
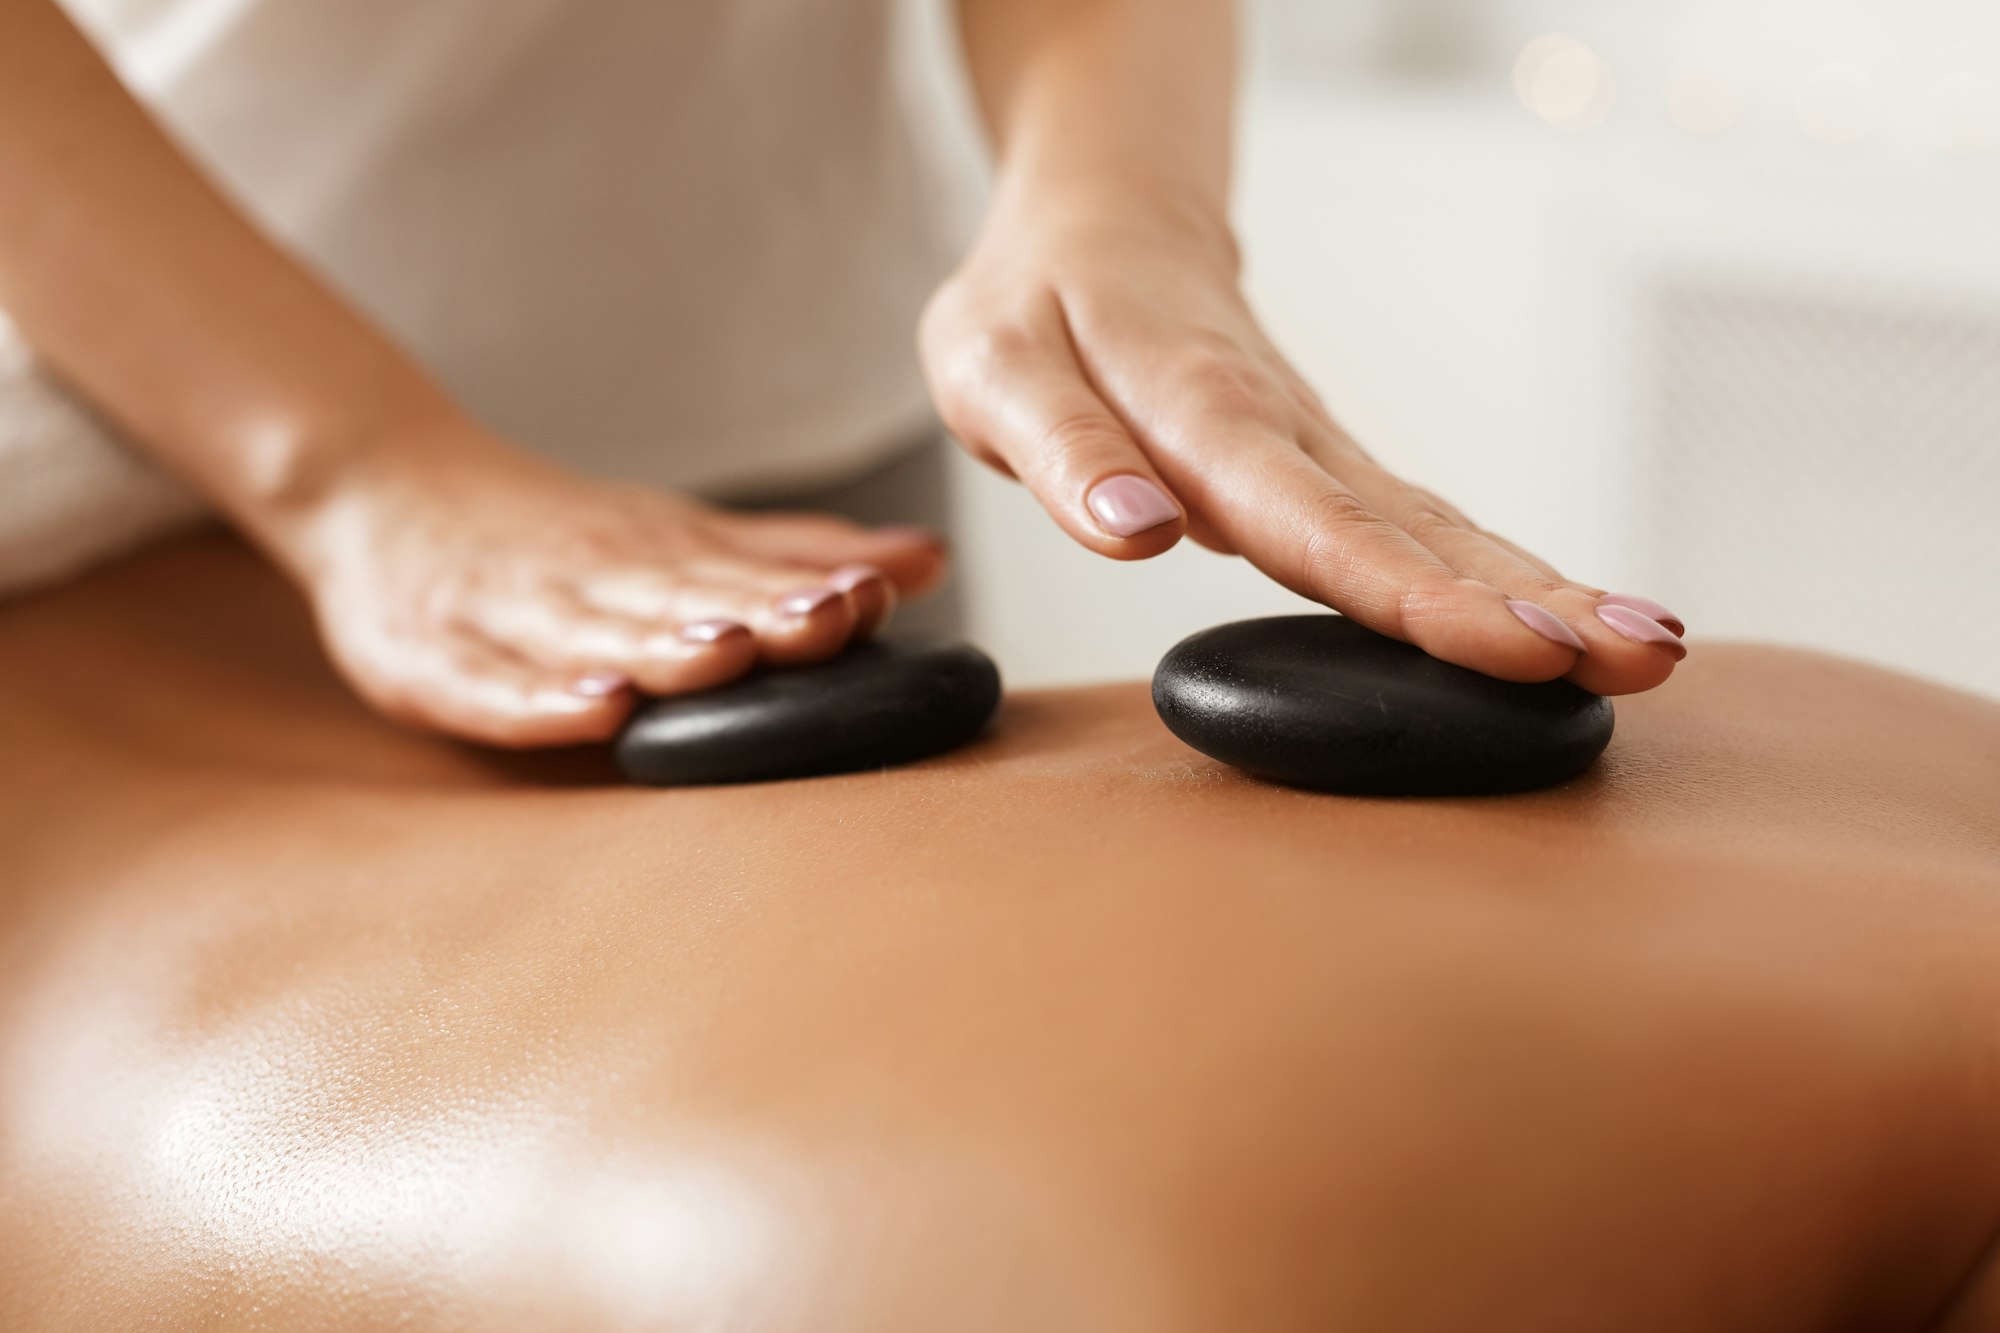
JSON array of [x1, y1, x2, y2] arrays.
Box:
[[0, 0, 981, 594]]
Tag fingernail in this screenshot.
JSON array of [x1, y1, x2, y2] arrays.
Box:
[[1599, 593, 1684, 637], [827, 562, 883, 593], [1595, 604, 1688, 659], [775, 587, 841, 618], [1506, 600, 1586, 651], [1085, 474, 1181, 538], [570, 670, 629, 697], [680, 618, 748, 644]]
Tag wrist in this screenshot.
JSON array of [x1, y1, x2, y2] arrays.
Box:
[[217, 389, 495, 582], [986, 164, 1240, 277]]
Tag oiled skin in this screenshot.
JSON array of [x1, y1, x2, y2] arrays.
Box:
[[2, 534, 1997, 1332]]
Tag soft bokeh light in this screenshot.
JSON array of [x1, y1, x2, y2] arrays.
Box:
[[1513, 34, 1617, 131], [1794, 63, 1877, 145]]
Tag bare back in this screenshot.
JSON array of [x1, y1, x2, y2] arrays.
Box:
[[3, 534, 1998, 1331]]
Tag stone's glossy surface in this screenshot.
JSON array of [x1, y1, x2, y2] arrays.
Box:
[[615, 639, 1002, 786], [1153, 616, 1614, 796]]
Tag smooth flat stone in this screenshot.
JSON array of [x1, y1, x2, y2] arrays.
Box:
[[614, 639, 1001, 786], [1153, 616, 1613, 796]]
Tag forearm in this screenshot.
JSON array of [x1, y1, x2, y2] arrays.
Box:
[[0, 0, 467, 564], [954, 0, 1239, 250]]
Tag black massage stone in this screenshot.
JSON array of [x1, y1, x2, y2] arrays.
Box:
[[1153, 615, 1613, 796], [614, 639, 1002, 786]]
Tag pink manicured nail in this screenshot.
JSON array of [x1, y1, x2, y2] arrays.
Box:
[[1085, 474, 1181, 537], [570, 670, 629, 697], [680, 619, 748, 644], [827, 563, 883, 593], [1595, 604, 1687, 658], [775, 587, 841, 618], [1599, 593, 1684, 637], [1506, 600, 1586, 651]]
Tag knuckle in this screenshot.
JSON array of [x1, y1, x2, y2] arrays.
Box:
[[1300, 485, 1383, 540], [917, 280, 975, 359], [1397, 575, 1492, 636], [954, 323, 1040, 381], [1294, 489, 1383, 599], [1393, 584, 1439, 639], [929, 324, 1040, 434], [1399, 505, 1461, 549], [1178, 352, 1286, 425], [1034, 410, 1131, 465]]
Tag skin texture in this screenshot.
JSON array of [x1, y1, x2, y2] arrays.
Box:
[[1, 534, 1996, 1332], [0, 1, 1685, 753]]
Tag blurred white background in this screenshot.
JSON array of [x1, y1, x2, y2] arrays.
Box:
[[932, 0, 2000, 700]]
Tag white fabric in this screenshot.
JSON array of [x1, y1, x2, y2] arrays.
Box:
[[0, 0, 981, 597], [0, 315, 208, 596]]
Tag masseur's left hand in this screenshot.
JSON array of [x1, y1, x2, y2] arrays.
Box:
[[921, 186, 1683, 697], [937, 0, 1684, 697]]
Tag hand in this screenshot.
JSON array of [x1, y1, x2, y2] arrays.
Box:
[[272, 419, 947, 747], [920, 185, 1684, 695]]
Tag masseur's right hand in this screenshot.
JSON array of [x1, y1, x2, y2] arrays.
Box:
[[936, 0, 1687, 698]]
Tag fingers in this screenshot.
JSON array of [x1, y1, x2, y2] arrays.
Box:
[[925, 259, 1683, 692], [466, 585, 760, 695], [354, 541, 908, 751], [462, 513, 920, 710], [1055, 318, 1577, 680], [825, 562, 897, 638], [335, 624, 635, 749], [1323, 445, 1683, 695], [754, 582, 872, 665], [574, 555, 874, 668], [931, 302, 1574, 677], [1153, 433, 1582, 683], [924, 294, 1186, 561], [407, 549, 906, 737], [716, 511, 949, 600]]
